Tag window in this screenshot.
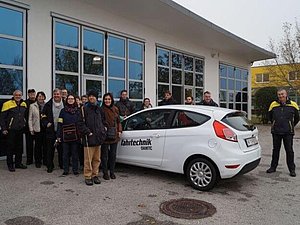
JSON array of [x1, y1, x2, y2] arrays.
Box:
[[172, 111, 210, 128], [219, 64, 248, 113], [255, 73, 269, 83], [0, 4, 26, 97], [53, 19, 144, 103], [288, 71, 300, 81], [157, 47, 204, 104], [125, 109, 173, 130]]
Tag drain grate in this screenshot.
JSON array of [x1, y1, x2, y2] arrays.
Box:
[[160, 198, 216, 219], [5, 216, 44, 225]]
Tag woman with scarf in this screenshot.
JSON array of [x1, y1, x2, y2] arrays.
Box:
[[57, 94, 81, 176], [101, 93, 122, 180], [28, 91, 47, 168]]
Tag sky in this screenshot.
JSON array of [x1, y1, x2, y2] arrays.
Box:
[[173, 0, 300, 51]]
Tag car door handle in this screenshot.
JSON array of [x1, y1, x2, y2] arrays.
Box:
[[151, 134, 160, 138]]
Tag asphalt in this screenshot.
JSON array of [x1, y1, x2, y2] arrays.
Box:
[[0, 125, 299, 225]]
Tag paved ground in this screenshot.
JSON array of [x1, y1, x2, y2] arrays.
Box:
[[0, 125, 299, 225]]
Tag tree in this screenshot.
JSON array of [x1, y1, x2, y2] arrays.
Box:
[[253, 87, 278, 124], [266, 21, 300, 100]]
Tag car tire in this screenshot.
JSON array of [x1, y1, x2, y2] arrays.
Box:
[[186, 158, 217, 191]]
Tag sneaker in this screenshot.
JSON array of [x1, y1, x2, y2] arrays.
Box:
[[15, 164, 27, 169], [103, 173, 110, 180], [8, 166, 15, 172], [85, 179, 93, 186], [62, 171, 69, 176], [93, 176, 101, 184], [290, 171, 296, 177], [73, 171, 79, 176], [266, 167, 276, 173], [110, 173, 116, 179]]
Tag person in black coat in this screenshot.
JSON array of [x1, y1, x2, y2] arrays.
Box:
[[115, 90, 135, 121], [158, 90, 177, 106], [78, 90, 107, 186], [199, 91, 219, 107], [41, 88, 64, 173]]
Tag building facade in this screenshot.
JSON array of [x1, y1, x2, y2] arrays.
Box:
[[0, 0, 274, 157]]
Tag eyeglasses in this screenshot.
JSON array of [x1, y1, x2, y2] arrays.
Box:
[[104, 98, 111, 100]]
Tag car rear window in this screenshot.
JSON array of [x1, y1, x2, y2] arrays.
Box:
[[221, 112, 255, 131]]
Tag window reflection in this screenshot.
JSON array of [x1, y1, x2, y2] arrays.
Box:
[[172, 53, 182, 69], [129, 41, 143, 61], [129, 62, 142, 80], [55, 22, 78, 48], [184, 56, 193, 71], [108, 36, 125, 57], [55, 48, 78, 72], [0, 68, 22, 95], [157, 49, 169, 66], [158, 67, 169, 83], [0, 38, 22, 66], [184, 72, 193, 86], [195, 74, 203, 87], [84, 53, 103, 75], [0, 7, 23, 37], [83, 29, 103, 53], [129, 81, 143, 99], [108, 57, 125, 78], [86, 80, 102, 99], [55, 74, 78, 95], [172, 69, 182, 84], [108, 79, 125, 98]]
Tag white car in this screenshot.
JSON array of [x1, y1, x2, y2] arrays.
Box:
[[117, 105, 261, 191]]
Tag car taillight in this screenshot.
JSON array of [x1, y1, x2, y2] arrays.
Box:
[[213, 120, 237, 142]]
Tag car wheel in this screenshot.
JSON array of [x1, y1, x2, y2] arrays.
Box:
[[186, 158, 217, 191]]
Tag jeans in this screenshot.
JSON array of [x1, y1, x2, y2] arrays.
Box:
[[63, 142, 79, 173], [101, 142, 117, 174], [271, 133, 296, 172]]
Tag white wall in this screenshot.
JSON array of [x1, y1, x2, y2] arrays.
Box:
[[20, 0, 250, 108]]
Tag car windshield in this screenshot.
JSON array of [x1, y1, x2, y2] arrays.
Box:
[[221, 111, 255, 131]]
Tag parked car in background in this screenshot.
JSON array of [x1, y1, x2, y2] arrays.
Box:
[[117, 105, 261, 191]]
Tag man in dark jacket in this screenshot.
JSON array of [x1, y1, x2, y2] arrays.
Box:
[[25, 88, 36, 165], [266, 88, 299, 177], [0, 90, 27, 171], [78, 90, 107, 186], [199, 91, 219, 107], [115, 90, 135, 121], [41, 88, 64, 173], [158, 90, 177, 106]]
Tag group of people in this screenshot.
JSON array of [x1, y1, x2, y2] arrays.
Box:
[[0, 87, 298, 187]]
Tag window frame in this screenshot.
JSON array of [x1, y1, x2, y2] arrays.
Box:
[[255, 73, 269, 83]]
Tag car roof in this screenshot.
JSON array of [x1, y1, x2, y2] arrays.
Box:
[[130, 105, 241, 121]]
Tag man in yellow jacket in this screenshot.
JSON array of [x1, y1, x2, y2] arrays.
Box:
[[0, 90, 27, 172]]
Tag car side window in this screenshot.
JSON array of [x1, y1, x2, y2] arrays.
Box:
[[171, 110, 210, 128], [125, 110, 172, 131]]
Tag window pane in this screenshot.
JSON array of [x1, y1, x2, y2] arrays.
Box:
[[157, 49, 169, 66], [83, 29, 104, 53], [235, 92, 242, 102], [0, 7, 23, 37], [129, 81, 143, 99], [86, 79, 102, 99], [236, 80, 241, 91], [129, 41, 143, 61], [172, 69, 182, 84], [108, 57, 125, 78], [184, 56, 193, 71], [220, 78, 227, 89], [108, 36, 125, 57], [241, 70, 248, 80], [195, 59, 204, 73], [55, 48, 78, 72], [158, 84, 169, 101], [235, 68, 242, 79], [220, 103, 227, 108], [172, 52, 182, 69], [256, 74, 262, 82], [229, 92, 234, 102], [185, 72, 193, 85], [108, 79, 125, 98], [158, 67, 169, 83], [220, 90, 227, 101], [173, 111, 210, 128], [195, 74, 203, 87], [55, 22, 78, 48], [195, 88, 203, 102], [129, 62, 143, 80], [236, 103, 241, 110], [228, 79, 234, 90], [242, 104, 248, 113], [229, 103, 234, 109], [242, 82, 247, 91], [172, 85, 182, 104], [55, 74, 78, 95], [228, 66, 234, 78], [0, 68, 22, 95], [0, 38, 22, 66], [220, 64, 227, 78], [242, 93, 248, 102], [84, 53, 103, 75]]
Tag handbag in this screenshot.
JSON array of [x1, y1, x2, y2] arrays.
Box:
[[62, 123, 78, 142], [106, 126, 117, 140]]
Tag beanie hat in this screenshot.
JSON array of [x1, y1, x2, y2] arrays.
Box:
[[87, 90, 98, 99]]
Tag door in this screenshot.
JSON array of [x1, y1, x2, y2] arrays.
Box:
[[117, 109, 174, 167], [83, 76, 104, 101]]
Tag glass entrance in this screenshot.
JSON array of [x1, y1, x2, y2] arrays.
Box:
[[83, 76, 104, 101]]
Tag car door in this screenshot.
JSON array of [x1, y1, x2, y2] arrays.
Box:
[[117, 109, 174, 167]]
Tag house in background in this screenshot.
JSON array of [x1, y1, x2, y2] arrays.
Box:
[[251, 64, 300, 104], [0, 0, 275, 157]]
